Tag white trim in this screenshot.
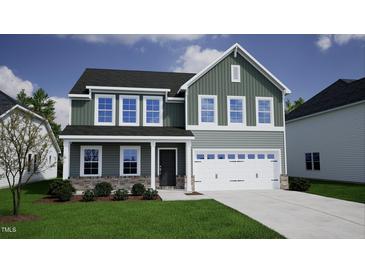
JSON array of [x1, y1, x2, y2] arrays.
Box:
[[87, 85, 170, 93], [120, 146, 141, 176], [119, 95, 140, 126], [286, 99, 365, 124], [227, 96, 246, 127], [198, 95, 218, 125], [62, 140, 70, 180], [68, 98, 72, 125], [143, 96, 163, 127], [282, 92, 288, 174], [256, 97, 274, 127], [179, 43, 291, 94], [94, 94, 116, 126], [150, 141, 156, 189], [185, 88, 188, 128], [231, 65, 241, 82], [80, 145, 102, 177], [186, 125, 284, 132], [59, 135, 195, 140], [185, 141, 192, 192], [157, 148, 178, 176], [68, 93, 91, 99]]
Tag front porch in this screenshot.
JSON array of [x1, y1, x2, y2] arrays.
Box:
[[61, 137, 194, 192]]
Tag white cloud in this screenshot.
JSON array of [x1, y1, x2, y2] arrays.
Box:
[[0, 66, 34, 97], [173, 45, 223, 73], [51, 96, 69, 129], [316, 34, 365, 51], [63, 34, 205, 46]]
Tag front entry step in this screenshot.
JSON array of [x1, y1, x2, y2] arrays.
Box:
[[157, 186, 182, 190]]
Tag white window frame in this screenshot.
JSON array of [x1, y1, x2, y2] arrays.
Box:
[[119, 95, 140, 126], [198, 95, 218, 126], [143, 96, 163, 127], [80, 145, 102, 177], [227, 96, 246, 127], [94, 94, 116, 126], [120, 146, 141, 176], [256, 97, 274, 127], [231, 65, 241, 82]]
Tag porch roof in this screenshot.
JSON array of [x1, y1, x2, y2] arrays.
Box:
[[60, 125, 194, 139]]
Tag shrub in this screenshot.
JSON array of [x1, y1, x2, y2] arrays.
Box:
[[113, 189, 129, 201], [289, 177, 311, 192], [54, 181, 75, 202], [143, 188, 158, 200], [131, 183, 145, 196], [82, 190, 95, 202], [48, 179, 66, 196], [94, 182, 113, 197]]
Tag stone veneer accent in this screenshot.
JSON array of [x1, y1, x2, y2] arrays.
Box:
[[70, 176, 187, 191], [280, 174, 289, 190]]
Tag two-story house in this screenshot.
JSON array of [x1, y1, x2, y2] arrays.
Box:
[[60, 43, 291, 192]]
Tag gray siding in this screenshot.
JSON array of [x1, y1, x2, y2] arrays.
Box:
[[192, 130, 286, 173], [286, 102, 365, 183], [187, 52, 284, 126], [70, 142, 186, 177], [71, 93, 185, 127]]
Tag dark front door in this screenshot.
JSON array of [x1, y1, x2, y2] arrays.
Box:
[[159, 150, 176, 186]]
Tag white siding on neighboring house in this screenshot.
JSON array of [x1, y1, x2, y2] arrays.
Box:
[[286, 102, 365, 183]]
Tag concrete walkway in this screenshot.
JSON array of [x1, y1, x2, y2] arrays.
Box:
[[158, 190, 210, 201], [203, 190, 365, 239]]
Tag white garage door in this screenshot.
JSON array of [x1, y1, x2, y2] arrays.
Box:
[[193, 149, 281, 191]]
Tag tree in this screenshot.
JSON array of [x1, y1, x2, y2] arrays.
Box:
[[0, 109, 55, 216], [285, 97, 305, 114]]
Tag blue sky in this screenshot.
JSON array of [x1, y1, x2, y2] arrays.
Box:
[[0, 34, 364, 126]]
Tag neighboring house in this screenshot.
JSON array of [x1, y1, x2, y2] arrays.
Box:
[[60, 43, 291, 191], [286, 78, 365, 183], [0, 90, 61, 188]]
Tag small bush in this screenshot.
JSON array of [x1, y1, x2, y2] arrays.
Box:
[[143, 188, 158, 200], [48, 179, 67, 196], [82, 190, 95, 202], [131, 183, 145, 196], [113, 189, 129, 201], [94, 182, 113, 197], [55, 181, 75, 201], [289, 177, 311, 192]]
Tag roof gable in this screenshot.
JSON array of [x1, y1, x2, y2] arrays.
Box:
[[0, 90, 17, 116], [180, 43, 291, 94], [286, 78, 365, 121]]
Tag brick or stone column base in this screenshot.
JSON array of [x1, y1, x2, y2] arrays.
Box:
[[280, 174, 289, 190]]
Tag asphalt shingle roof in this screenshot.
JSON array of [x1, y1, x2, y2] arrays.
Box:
[[69, 68, 196, 97], [60, 125, 194, 137], [286, 77, 365, 121], [0, 90, 17, 116]]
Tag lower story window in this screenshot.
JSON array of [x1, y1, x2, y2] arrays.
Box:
[[121, 146, 140, 176], [81, 146, 102, 176]]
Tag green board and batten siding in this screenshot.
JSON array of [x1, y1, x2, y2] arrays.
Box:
[[71, 94, 185, 127], [187, 52, 284, 126]]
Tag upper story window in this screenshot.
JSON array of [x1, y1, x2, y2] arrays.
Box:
[[227, 96, 245, 126], [80, 146, 102, 177], [198, 95, 217, 125], [256, 97, 274, 126], [231, 65, 241, 82], [120, 95, 139, 126], [95, 94, 116, 125], [143, 96, 163, 126]]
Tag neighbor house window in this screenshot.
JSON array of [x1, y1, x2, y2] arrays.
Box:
[[120, 95, 139, 126], [256, 97, 273, 126], [27, 154, 32, 172], [199, 95, 217, 124], [313, 152, 320, 170], [305, 153, 312, 170], [120, 146, 140, 176], [143, 96, 163, 126], [228, 96, 245, 125], [80, 146, 102, 176], [33, 155, 38, 172], [95, 94, 115, 125], [231, 65, 241, 82]]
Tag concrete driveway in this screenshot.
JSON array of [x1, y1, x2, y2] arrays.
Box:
[[203, 190, 365, 239]]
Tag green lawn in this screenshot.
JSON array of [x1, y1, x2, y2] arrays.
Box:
[[306, 179, 365, 203], [0, 180, 283, 239]]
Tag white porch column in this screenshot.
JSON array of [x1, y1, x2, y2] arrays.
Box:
[[186, 140, 192, 192], [150, 141, 156, 189], [62, 140, 70, 180]]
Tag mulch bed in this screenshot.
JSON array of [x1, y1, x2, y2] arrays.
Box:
[[185, 192, 203, 195], [0, 214, 41, 223], [35, 194, 161, 204]]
